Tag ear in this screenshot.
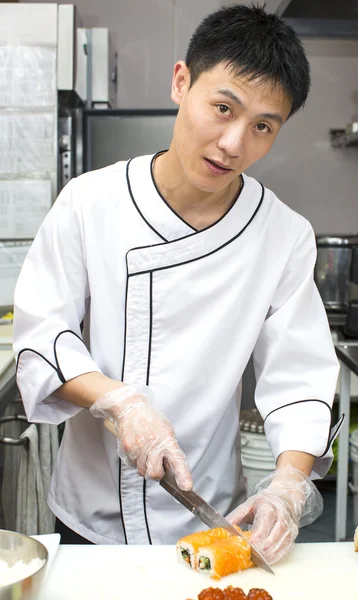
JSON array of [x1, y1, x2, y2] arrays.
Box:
[[171, 61, 190, 106]]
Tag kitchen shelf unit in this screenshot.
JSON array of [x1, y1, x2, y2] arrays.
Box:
[[330, 129, 358, 148]]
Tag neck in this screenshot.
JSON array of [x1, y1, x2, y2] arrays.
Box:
[[152, 146, 241, 230]]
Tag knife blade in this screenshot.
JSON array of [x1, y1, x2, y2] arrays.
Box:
[[103, 419, 274, 574], [160, 469, 274, 575]]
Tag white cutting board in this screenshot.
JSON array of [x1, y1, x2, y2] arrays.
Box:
[[38, 543, 357, 600]]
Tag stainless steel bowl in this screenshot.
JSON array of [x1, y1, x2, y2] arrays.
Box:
[[0, 530, 48, 600]]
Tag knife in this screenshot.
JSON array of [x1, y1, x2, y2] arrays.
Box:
[[103, 419, 274, 574], [160, 469, 274, 575]]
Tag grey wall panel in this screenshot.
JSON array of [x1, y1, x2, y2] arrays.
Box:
[[247, 39, 358, 235], [174, 0, 220, 64], [115, 0, 175, 109], [222, 0, 286, 13]]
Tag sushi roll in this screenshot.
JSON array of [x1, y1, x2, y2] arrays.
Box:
[[176, 528, 231, 570], [196, 531, 254, 580]]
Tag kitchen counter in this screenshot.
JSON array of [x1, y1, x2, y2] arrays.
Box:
[[37, 542, 356, 600]]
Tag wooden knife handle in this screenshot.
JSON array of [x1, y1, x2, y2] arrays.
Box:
[[104, 418, 117, 436]]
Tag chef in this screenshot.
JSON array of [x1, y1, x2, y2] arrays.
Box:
[[13, 4, 342, 563]]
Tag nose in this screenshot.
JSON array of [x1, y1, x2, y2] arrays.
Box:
[[217, 122, 247, 158]]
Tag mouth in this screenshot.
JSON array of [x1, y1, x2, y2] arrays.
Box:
[[204, 158, 233, 176]]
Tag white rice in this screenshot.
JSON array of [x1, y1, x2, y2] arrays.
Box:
[[176, 542, 194, 570], [0, 557, 45, 587]]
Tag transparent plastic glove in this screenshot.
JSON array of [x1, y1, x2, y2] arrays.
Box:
[[89, 384, 192, 491], [226, 467, 323, 564]]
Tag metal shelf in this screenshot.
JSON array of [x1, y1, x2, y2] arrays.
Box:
[[330, 129, 358, 148]]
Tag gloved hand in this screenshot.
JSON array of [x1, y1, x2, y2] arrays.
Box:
[[226, 466, 323, 564], [89, 383, 192, 491]]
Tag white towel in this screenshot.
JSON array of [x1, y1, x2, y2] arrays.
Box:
[[16, 422, 59, 535]]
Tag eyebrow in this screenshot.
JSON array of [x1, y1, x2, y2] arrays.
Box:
[[217, 88, 284, 125]]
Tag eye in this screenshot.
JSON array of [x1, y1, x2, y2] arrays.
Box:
[[255, 122, 271, 133], [217, 104, 232, 116]]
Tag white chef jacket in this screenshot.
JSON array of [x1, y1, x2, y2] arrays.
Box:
[[13, 153, 341, 545]]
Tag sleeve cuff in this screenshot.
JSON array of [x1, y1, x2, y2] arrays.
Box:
[[264, 400, 343, 479], [16, 330, 103, 425], [54, 330, 102, 383]]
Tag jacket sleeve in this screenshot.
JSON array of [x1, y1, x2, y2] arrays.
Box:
[[13, 179, 102, 425], [252, 221, 341, 479]]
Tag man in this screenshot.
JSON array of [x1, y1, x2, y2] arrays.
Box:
[[13, 4, 342, 562]]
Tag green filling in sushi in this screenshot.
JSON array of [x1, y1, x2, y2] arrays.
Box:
[[181, 548, 191, 565], [198, 556, 211, 571]]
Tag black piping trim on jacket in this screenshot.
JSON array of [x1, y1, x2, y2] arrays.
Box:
[[149, 151, 245, 236], [118, 269, 154, 545], [16, 348, 60, 377], [126, 159, 168, 243], [142, 270, 153, 544], [264, 398, 332, 423], [143, 479, 152, 545], [320, 413, 345, 458], [119, 175, 263, 545], [264, 398, 340, 459], [146, 271, 153, 387], [120, 264, 130, 383], [53, 329, 85, 384], [118, 458, 128, 545], [125, 182, 264, 278], [16, 329, 86, 384], [118, 268, 129, 545], [150, 151, 197, 232], [127, 151, 246, 243]]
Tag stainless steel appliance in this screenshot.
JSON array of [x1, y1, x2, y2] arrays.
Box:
[[280, 0, 358, 38], [85, 28, 117, 109], [0, 530, 48, 600], [83, 109, 177, 172], [281, 0, 358, 20], [314, 235, 358, 324], [345, 246, 358, 338]]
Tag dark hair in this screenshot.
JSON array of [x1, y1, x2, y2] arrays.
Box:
[[185, 3, 310, 117]]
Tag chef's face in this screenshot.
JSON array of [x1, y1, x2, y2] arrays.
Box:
[[171, 61, 292, 193]]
